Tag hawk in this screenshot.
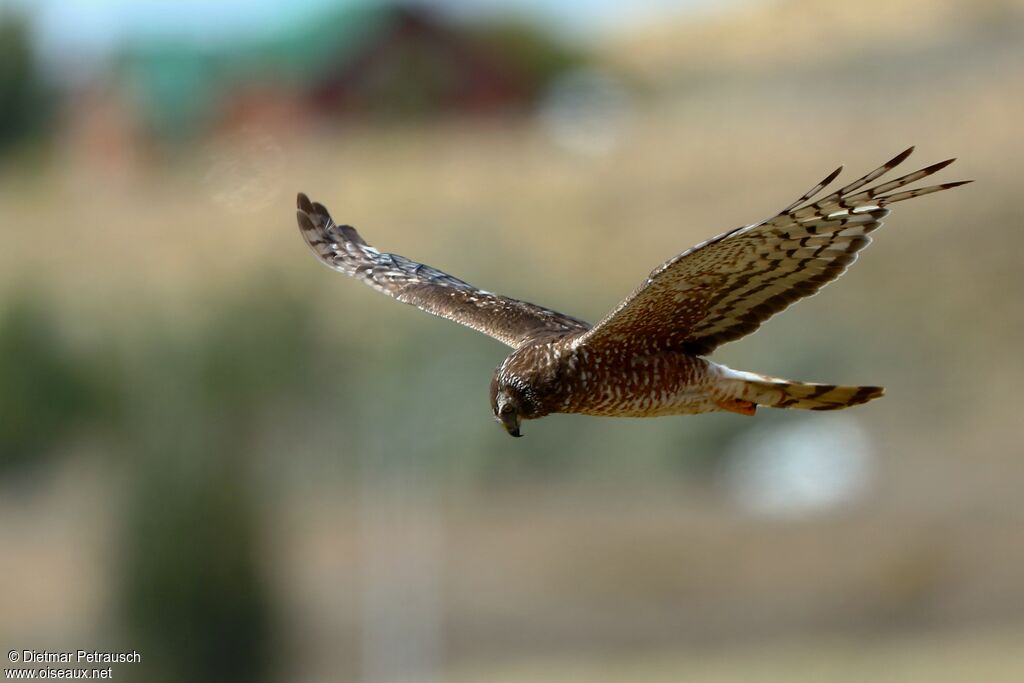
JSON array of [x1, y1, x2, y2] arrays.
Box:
[[296, 148, 968, 436]]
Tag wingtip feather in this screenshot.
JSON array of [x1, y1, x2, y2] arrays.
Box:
[[296, 209, 317, 234], [893, 146, 915, 163], [822, 165, 844, 186], [921, 157, 957, 176]]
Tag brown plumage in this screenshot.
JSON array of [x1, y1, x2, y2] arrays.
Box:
[[296, 148, 969, 436]]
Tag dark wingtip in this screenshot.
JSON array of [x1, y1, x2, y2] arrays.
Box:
[[942, 180, 973, 189], [822, 165, 844, 186], [848, 385, 885, 406], [296, 194, 368, 247], [296, 209, 317, 233], [892, 146, 915, 166], [921, 157, 957, 175]]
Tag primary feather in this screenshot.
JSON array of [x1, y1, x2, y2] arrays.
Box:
[[296, 193, 590, 348], [577, 147, 970, 356]]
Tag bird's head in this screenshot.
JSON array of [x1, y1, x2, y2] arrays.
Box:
[[490, 372, 542, 438]]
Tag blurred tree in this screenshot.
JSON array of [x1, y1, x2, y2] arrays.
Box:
[[121, 432, 275, 683], [117, 285, 344, 682], [468, 17, 587, 100], [0, 12, 52, 154], [0, 298, 95, 475]]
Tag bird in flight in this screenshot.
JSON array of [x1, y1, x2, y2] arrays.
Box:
[[297, 148, 968, 437]]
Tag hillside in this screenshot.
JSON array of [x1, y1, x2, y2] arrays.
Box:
[[607, 0, 1024, 86]]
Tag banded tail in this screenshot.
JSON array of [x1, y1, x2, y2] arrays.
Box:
[[718, 367, 883, 415]]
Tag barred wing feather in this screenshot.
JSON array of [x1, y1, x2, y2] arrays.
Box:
[[577, 148, 969, 356], [296, 194, 590, 349]]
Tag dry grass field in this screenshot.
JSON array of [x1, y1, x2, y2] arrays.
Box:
[[450, 627, 1024, 683]]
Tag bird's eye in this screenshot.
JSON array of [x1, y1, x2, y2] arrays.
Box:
[[499, 404, 515, 416]]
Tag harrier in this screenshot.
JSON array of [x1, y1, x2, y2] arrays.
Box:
[[297, 148, 967, 436]]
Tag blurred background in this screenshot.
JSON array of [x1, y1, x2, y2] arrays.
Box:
[[2, 0, 1023, 681]]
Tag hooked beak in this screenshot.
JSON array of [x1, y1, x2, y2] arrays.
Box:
[[500, 412, 522, 438]]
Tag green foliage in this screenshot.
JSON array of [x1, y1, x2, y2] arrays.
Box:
[[0, 298, 95, 474], [0, 286, 335, 681], [112, 290, 316, 683], [469, 17, 587, 98], [0, 12, 52, 154], [120, 435, 275, 683], [110, 284, 369, 682]]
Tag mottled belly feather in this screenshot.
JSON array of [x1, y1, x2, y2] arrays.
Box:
[[559, 350, 723, 417]]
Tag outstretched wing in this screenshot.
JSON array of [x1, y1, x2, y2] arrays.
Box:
[[577, 148, 970, 356], [296, 194, 590, 348]]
